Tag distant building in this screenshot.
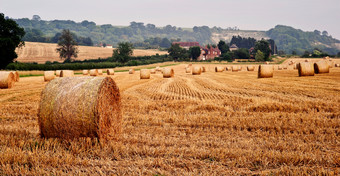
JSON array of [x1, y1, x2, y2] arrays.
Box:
[[230, 44, 238, 51], [172, 42, 221, 61]]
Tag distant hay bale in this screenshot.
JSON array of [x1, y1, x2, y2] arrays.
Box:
[[56, 70, 61, 77], [150, 69, 156, 74], [185, 67, 191, 73], [107, 69, 114, 75], [283, 65, 288, 69], [215, 66, 224, 72], [231, 66, 238, 72], [0, 71, 15, 89], [188, 64, 192, 67], [98, 69, 103, 75], [60, 70, 74, 77], [258, 65, 274, 78], [44, 71, 55, 82], [314, 60, 329, 74], [129, 68, 135, 74], [278, 65, 283, 70], [90, 69, 98, 76], [288, 61, 294, 65], [305, 59, 309, 62], [83, 70, 89, 75], [298, 62, 314, 76], [226, 66, 231, 71], [10, 71, 19, 82], [163, 68, 174, 78], [192, 66, 202, 75], [238, 66, 242, 71], [156, 66, 161, 71], [140, 69, 150, 79], [38, 77, 121, 141], [335, 63, 340, 67], [247, 66, 255, 71], [201, 66, 206, 72], [265, 61, 269, 64]]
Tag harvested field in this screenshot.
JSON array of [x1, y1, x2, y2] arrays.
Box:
[[15, 42, 167, 63], [0, 63, 339, 175]]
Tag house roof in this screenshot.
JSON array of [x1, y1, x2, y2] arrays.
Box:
[[230, 44, 238, 48]]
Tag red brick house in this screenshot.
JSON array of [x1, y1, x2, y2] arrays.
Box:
[[172, 42, 221, 60]]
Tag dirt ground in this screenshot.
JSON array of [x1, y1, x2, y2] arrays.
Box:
[[0, 63, 339, 175]]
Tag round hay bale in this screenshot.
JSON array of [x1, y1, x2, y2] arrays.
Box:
[[90, 69, 98, 76], [226, 66, 231, 71], [150, 69, 156, 74], [11, 71, 19, 82], [265, 61, 270, 65], [298, 62, 314, 76], [326, 60, 334, 68], [107, 69, 114, 75], [314, 60, 329, 74], [283, 65, 288, 69], [201, 66, 206, 72], [247, 66, 255, 71], [188, 64, 192, 67], [38, 77, 121, 141], [163, 68, 174, 78], [44, 71, 55, 82], [140, 69, 150, 79], [83, 70, 89, 75], [215, 66, 224, 72], [56, 70, 61, 77], [238, 66, 242, 71], [192, 66, 202, 75], [305, 59, 309, 62], [60, 70, 74, 77], [156, 66, 161, 71], [231, 66, 238, 72], [288, 61, 294, 65], [185, 67, 191, 73], [278, 65, 283, 70], [258, 65, 274, 78], [335, 63, 340, 67], [0, 71, 15, 89], [294, 63, 299, 70], [129, 68, 135, 74], [97, 69, 103, 75]]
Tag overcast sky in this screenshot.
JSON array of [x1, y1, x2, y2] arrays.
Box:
[[1, 0, 340, 39]]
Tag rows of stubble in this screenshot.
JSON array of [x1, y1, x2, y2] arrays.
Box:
[[0, 64, 339, 175]]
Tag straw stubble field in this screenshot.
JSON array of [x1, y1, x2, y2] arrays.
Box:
[[0, 64, 339, 175]]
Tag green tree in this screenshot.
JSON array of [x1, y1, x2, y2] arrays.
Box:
[[56, 29, 79, 62], [0, 13, 25, 69], [255, 50, 265, 62], [217, 40, 229, 54], [189, 46, 201, 60], [254, 40, 271, 60], [337, 52, 340, 58], [233, 48, 250, 59], [168, 44, 188, 60], [112, 42, 134, 63]]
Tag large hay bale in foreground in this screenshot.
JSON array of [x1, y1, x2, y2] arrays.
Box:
[[163, 68, 174, 78], [140, 69, 150, 79], [298, 62, 314, 76], [150, 69, 156, 74], [129, 68, 135, 74], [11, 71, 19, 82], [44, 71, 55, 82], [60, 70, 74, 77], [0, 72, 15, 89], [231, 66, 238, 72], [185, 67, 191, 73], [215, 66, 224, 72], [98, 69, 103, 75], [38, 77, 121, 141], [314, 60, 329, 74], [247, 66, 255, 71], [258, 65, 274, 78], [90, 69, 98, 76], [107, 69, 114, 75], [83, 70, 89, 75], [192, 66, 202, 75]]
